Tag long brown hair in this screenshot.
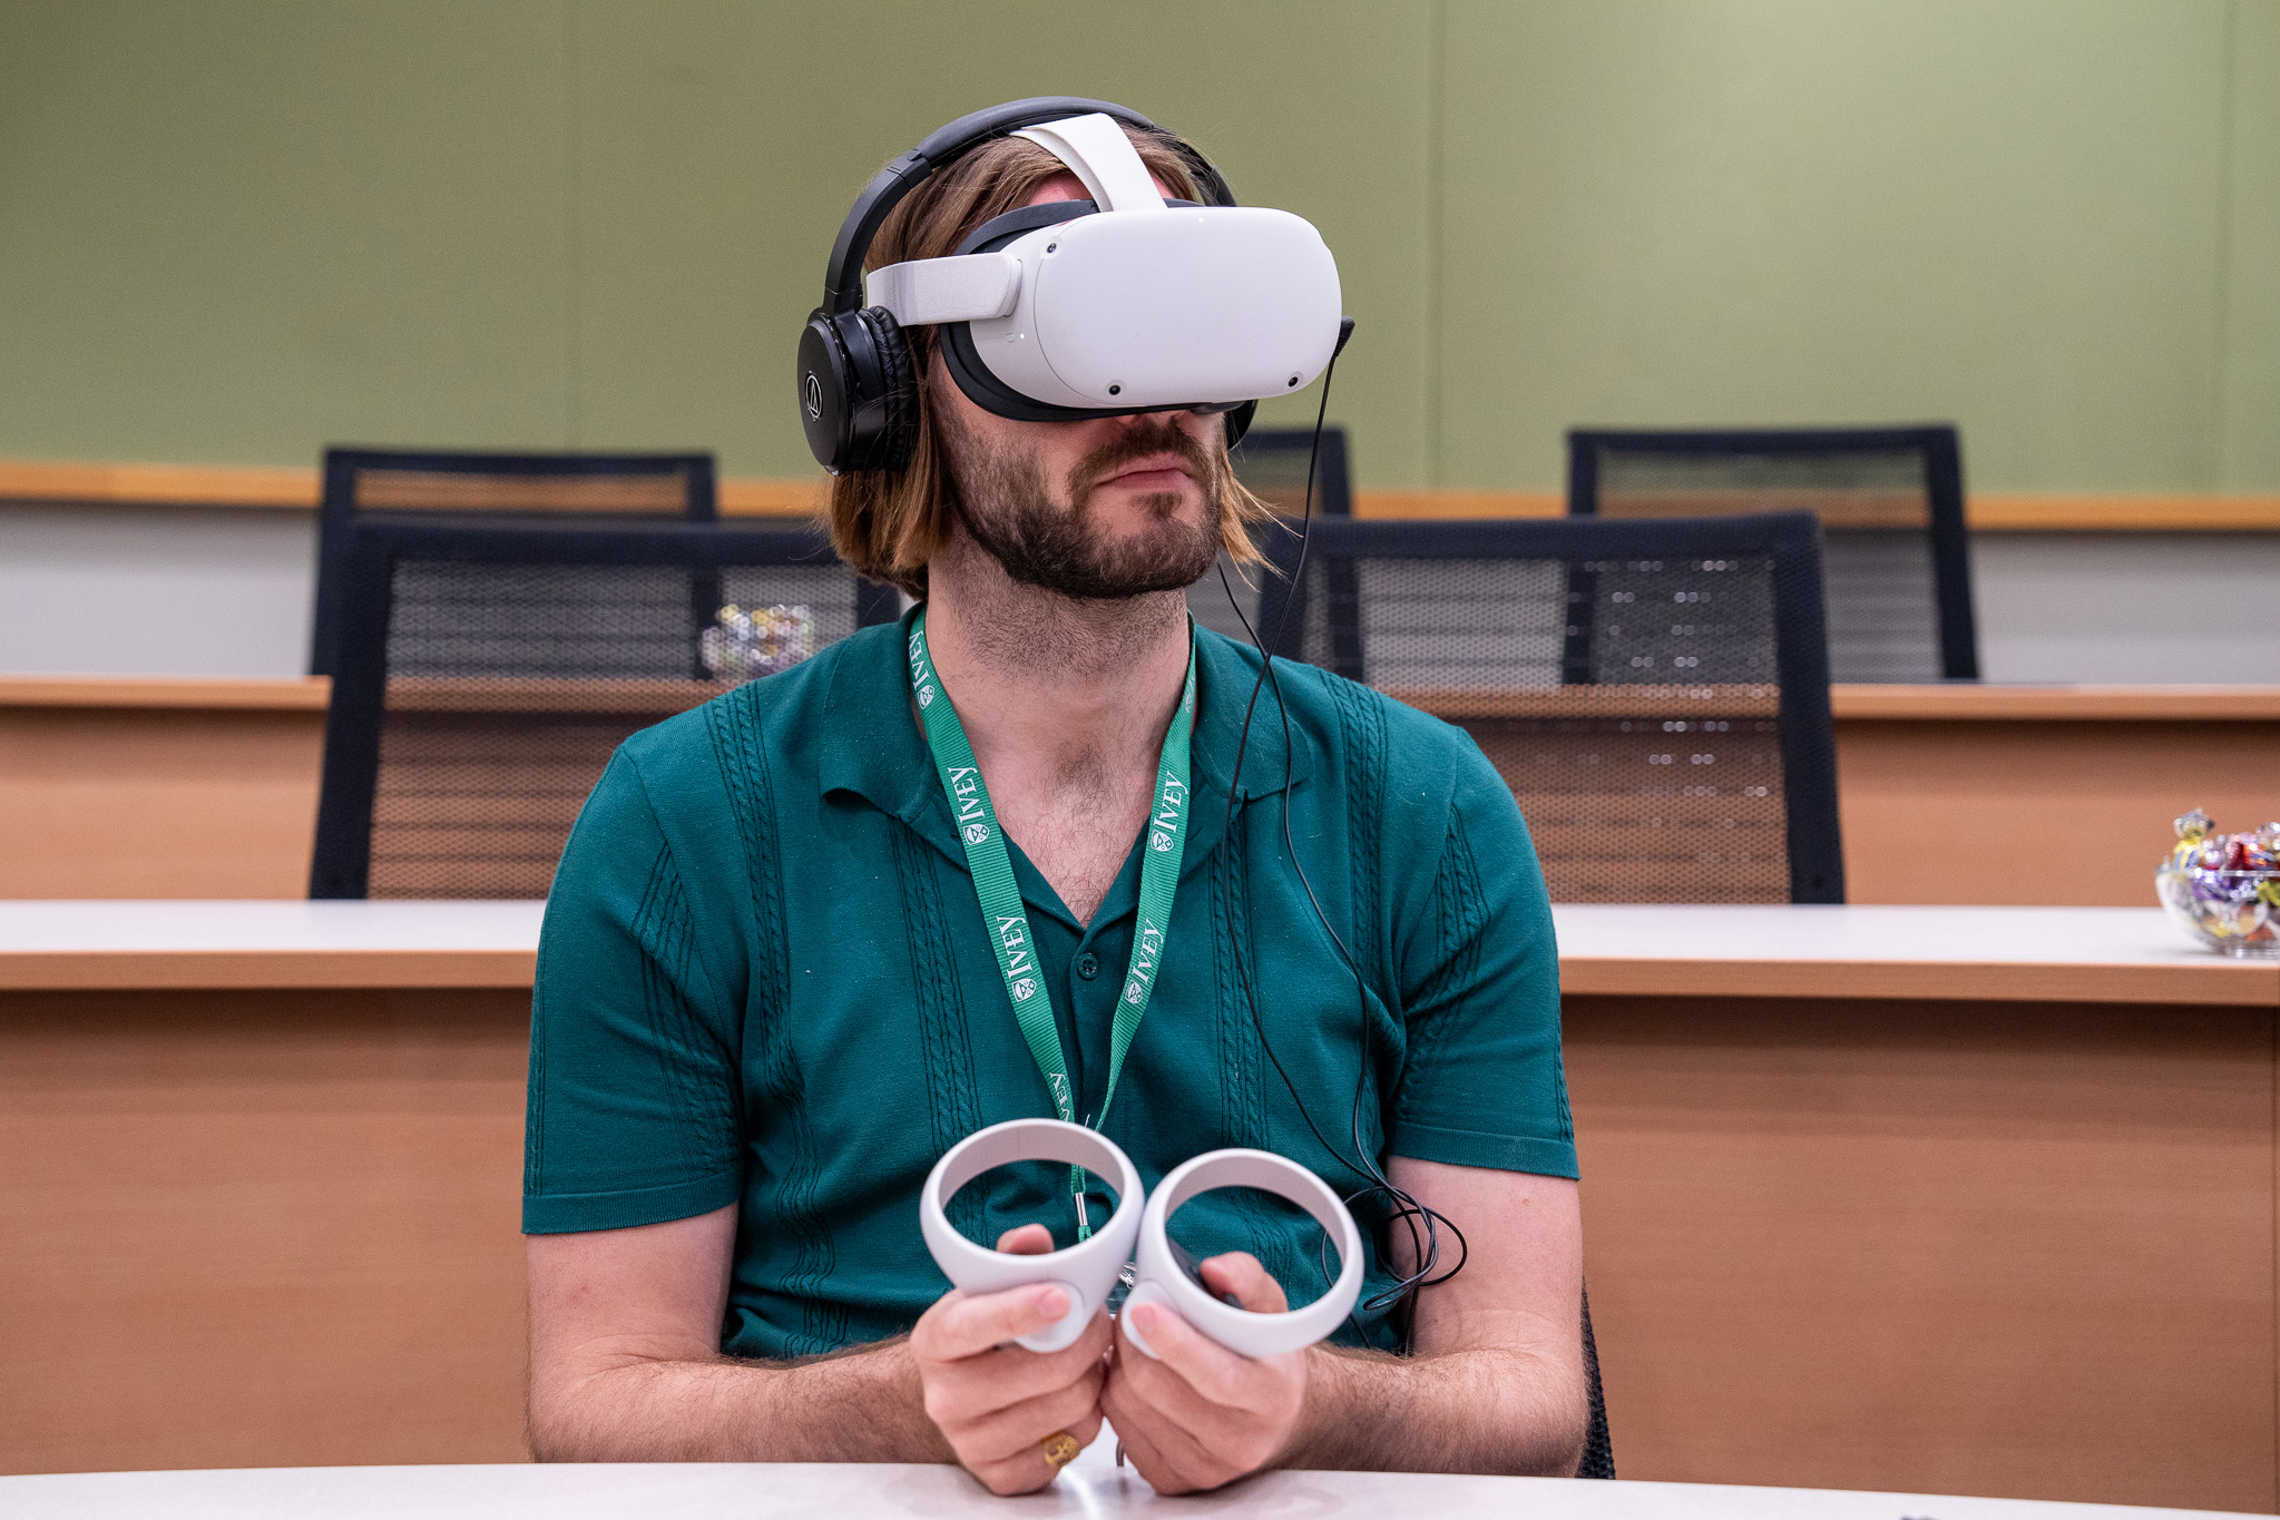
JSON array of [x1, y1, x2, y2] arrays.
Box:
[[821, 126, 1273, 599]]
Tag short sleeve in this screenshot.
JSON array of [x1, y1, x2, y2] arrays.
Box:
[[1386, 735, 1577, 1179], [522, 751, 745, 1233]]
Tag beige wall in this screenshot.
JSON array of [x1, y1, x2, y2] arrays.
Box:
[[0, 0, 2273, 493]]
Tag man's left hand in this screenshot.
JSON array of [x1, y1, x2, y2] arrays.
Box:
[[1100, 1252, 1309, 1494]]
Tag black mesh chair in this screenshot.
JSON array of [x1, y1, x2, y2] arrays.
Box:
[[310, 519, 896, 899], [1580, 1288, 1613, 1479], [310, 448, 719, 677], [1567, 425, 1976, 683], [1187, 426, 1352, 643], [1258, 513, 1844, 904]]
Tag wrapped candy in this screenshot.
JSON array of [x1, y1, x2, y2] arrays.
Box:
[[2157, 807, 2280, 958], [701, 603, 818, 684], [2168, 808, 2215, 870]]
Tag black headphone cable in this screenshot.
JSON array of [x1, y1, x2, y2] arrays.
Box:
[[1213, 335, 1468, 1356]]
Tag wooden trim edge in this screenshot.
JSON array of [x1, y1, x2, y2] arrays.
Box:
[[0, 948, 538, 991], [0, 676, 333, 711], [1558, 955, 2277, 1007], [11, 674, 2280, 722], [4, 460, 2274, 533], [4, 946, 2266, 1003], [1830, 684, 2280, 721]]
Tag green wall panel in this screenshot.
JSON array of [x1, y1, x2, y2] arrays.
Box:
[[0, 0, 574, 464], [2221, 1, 2280, 489], [1437, 0, 2233, 491], [0, 1, 2268, 495], [565, 0, 1432, 481]]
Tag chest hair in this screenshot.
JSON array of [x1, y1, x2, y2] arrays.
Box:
[[993, 761, 1156, 928]]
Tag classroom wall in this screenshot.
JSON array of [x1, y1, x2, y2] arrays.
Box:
[[1, 0, 2274, 495], [9, 502, 2278, 684]]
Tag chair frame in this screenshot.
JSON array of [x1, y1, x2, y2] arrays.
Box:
[[310, 517, 897, 899], [310, 447, 721, 677], [1566, 424, 1978, 681], [1255, 512, 1845, 904], [1230, 425, 1355, 517]]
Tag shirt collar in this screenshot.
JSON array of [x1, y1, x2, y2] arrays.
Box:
[[818, 609, 1316, 874]]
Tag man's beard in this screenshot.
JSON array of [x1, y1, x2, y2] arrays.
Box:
[[935, 406, 1225, 600]]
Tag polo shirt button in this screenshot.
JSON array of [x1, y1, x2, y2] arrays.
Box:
[[1075, 952, 1101, 980]]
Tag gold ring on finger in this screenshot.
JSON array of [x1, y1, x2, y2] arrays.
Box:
[[1040, 1430, 1081, 1470]]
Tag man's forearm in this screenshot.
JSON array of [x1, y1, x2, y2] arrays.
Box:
[[530, 1335, 954, 1464], [1280, 1343, 1585, 1477]]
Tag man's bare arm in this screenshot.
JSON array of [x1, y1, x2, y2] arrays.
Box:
[[1279, 1158, 1586, 1477], [528, 1209, 1107, 1492], [525, 1205, 949, 1462]]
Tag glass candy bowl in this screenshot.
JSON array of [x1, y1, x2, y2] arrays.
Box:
[[2156, 867, 2279, 957], [2158, 810, 2280, 958]]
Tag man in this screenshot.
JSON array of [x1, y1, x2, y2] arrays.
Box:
[[522, 106, 1585, 1495]]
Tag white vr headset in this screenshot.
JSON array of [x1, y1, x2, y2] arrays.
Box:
[[796, 97, 1348, 475], [919, 1118, 1365, 1361]]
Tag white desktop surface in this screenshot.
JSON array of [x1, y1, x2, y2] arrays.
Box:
[[0, 901, 2268, 1003], [0, 899, 2217, 964], [0, 897, 548, 954], [0, 1459, 2241, 1520]]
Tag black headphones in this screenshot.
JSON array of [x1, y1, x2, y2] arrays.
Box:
[[795, 96, 1257, 475]]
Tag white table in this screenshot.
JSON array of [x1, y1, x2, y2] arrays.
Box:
[[0, 1460, 2244, 1519], [1, 901, 2269, 1003]]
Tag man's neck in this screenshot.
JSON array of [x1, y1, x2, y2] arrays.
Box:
[[920, 529, 1190, 789]]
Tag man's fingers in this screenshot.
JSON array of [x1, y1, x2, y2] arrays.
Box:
[[994, 1223, 1054, 1255], [958, 1360, 1107, 1463], [1122, 1299, 1256, 1410], [928, 1281, 1072, 1360], [968, 1406, 1105, 1497], [1101, 1373, 1187, 1493], [928, 1310, 1113, 1416], [1199, 1251, 1289, 1314], [1103, 1370, 1212, 1494]]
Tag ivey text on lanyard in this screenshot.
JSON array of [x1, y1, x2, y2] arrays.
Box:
[[907, 609, 1195, 1240]]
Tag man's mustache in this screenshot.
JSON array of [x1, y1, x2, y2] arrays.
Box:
[[1071, 422, 1214, 499]]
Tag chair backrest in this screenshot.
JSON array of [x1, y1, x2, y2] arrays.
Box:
[[1257, 513, 1843, 904], [1187, 426, 1353, 644], [1579, 1288, 1614, 1479], [310, 448, 720, 676], [311, 518, 896, 900], [1567, 425, 1976, 682]]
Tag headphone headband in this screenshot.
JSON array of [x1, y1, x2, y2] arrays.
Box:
[[822, 96, 1235, 311]]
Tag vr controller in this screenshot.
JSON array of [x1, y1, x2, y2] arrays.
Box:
[[919, 1118, 1364, 1361]]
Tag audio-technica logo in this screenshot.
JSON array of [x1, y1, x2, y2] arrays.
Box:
[[803, 372, 823, 421]]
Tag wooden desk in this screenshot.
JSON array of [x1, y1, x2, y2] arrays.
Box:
[[0, 677, 328, 898], [0, 1457, 2247, 1519], [4, 677, 2274, 906], [1832, 685, 2280, 907], [2, 903, 2272, 1511]]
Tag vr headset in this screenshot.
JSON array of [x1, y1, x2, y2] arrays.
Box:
[[796, 96, 1347, 474]]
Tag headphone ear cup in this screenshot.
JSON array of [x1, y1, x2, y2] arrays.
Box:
[[859, 308, 920, 473], [796, 310, 857, 472]]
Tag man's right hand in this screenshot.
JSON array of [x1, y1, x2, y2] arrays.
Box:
[[910, 1223, 1110, 1495]]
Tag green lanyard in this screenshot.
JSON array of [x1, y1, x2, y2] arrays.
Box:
[[907, 609, 1195, 1239]]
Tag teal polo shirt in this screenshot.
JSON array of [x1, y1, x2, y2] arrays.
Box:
[[523, 614, 1574, 1358]]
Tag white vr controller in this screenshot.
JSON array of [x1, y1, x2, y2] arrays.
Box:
[[919, 1118, 1364, 1360]]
